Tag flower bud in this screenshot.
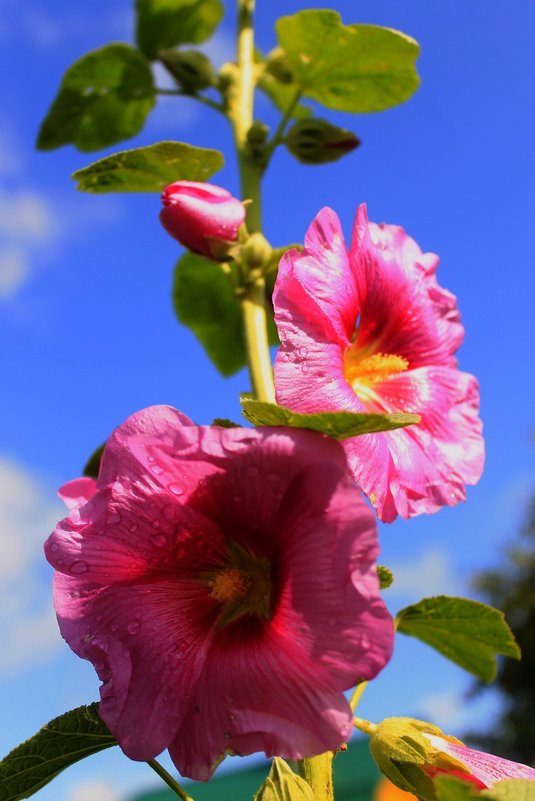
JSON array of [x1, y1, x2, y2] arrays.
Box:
[[265, 47, 294, 84], [158, 49, 215, 93], [160, 181, 246, 258], [242, 232, 272, 270], [285, 119, 360, 164]]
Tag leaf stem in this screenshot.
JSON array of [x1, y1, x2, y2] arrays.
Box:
[[155, 88, 225, 113], [297, 752, 334, 801], [263, 87, 302, 165], [147, 759, 195, 801], [353, 717, 378, 736]]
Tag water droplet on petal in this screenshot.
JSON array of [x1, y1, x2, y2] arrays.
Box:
[[130, 523, 138, 533], [50, 543, 59, 552], [70, 560, 88, 574], [107, 511, 121, 526], [245, 464, 259, 478], [111, 624, 119, 632], [57, 559, 64, 565], [299, 346, 308, 357], [151, 519, 160, 529], [301, 364, 310, 374], [168, 483, 184, 496], [128, 620, 141, 635], [152, 533, 167, 548], [151, 464, 164, 475], [360, 634, 371, 649]]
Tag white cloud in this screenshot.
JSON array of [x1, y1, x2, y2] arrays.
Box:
[[0, 458, 64, 674], [388, 547, 463, 602], [0, 246, 29, 298], [418, 688, 467, 730], [0, 189, 58, 242], [69, 780, 122, 801]]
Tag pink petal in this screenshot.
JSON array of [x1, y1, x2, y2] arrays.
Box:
[[58, 477, 97, 510], [424, 735, 535, 787]]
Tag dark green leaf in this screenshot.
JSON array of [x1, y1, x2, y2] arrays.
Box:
[[72, 141, 224, 193], [241, 400, 420, 438], [37, 44, 155, 152], [83, 443, 105, 478], [276, 10, 420, 113], [212, 418, 240, 428], [255, 758, 314, 801], [173, 253, 245, 376], [0, 704, 117, 801], [396, 596, 521, 682], [135, 0, 224, 60]]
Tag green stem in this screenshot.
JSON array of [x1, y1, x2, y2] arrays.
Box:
[[147, 759, 195, 801], [298, 752, 334, 801], [349, 681, 368, 713], [353, 717, 378, 736], [230, 0, 275, 402], [156, 88, 225, 113]]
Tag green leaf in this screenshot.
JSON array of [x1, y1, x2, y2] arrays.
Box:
[[396, 596, 521, 682], [241, 400, 420, 439], [434, 775, 481, 801], [83, 443, 105, 478], [257, 70, 312, 122], [135, 0, 224, 60], [37, 44, 155, 152], [377, 565, 394, 590], [255, 758, 314, 801], [173, 253, 245, 376], [0, 704, 117, 801], [483, 780, 535, 801], [276, 10, 420, 113], [72, 141, 224, 193]]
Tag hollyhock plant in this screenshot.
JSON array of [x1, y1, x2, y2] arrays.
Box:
[[44, 405, 394, 781], [273, 205, 484, 522], [160, 180, 246, 258]]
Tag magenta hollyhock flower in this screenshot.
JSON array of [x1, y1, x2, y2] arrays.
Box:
[[160, 180, 245, 258], [273, 205, 484, 522], [44, 405, 393, 781], [422, 734, 535, 789]]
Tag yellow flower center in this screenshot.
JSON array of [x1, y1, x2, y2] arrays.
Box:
[[344, 347, 408, 404], [209, 567, 251, 603]]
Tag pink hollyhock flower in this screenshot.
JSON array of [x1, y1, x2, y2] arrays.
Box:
[[273, 205, 484, 522], [44, 405, 393, 781], [422, 733, 535, 790], [160, 180, 245, 258]]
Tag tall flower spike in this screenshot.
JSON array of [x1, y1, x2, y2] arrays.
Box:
[[273, 204, 484, 522], [44, 405, 394, 780]]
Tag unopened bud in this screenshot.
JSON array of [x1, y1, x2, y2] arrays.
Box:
[[158, 49, 214, 93], [265, 48, 294, 84], [160, 181, 246, 259], [285, 119, 360, 165], [242, 232, 272, 270]]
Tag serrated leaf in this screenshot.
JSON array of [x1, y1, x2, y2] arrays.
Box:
[[136, 0, 224, 60], [173, 253, 246, 376], [255, 758, 314, 801], [37, 44, 155, 152], [72, 141, 224, 193], [0, 704, 117, 801], [396, 596, 521, 682], [241, 400, 420, 439], [276, 10, 420, 113]]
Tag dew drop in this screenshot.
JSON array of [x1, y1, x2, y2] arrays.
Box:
[[130, 523, 138, 533], [245, 464, 259, 478], [107, 511, 121, 526], [50, 543, 59, 552], [360, 634, 371, 649], [151, 464, 164, 475], [299, 346, 308, 357], [301, 364, 310, 374], [152, 533, 167, 548], [148, 455, 155, 463], [151, 519, 160, 529], [57, 559, 64, 566], [111, 624, 119, 632], [127, 620, 141, 635], [70, 560, 88, 575], [168, 483, 185, 496]]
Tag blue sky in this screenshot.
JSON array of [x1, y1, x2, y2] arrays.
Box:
[[0, 1, 534, 800]]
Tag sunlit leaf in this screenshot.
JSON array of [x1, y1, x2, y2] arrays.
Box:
[[72, 141, 224, 193], [397, 596, 521, 682], [37, 44, 154, 152], [276, 10, 420, 113]]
